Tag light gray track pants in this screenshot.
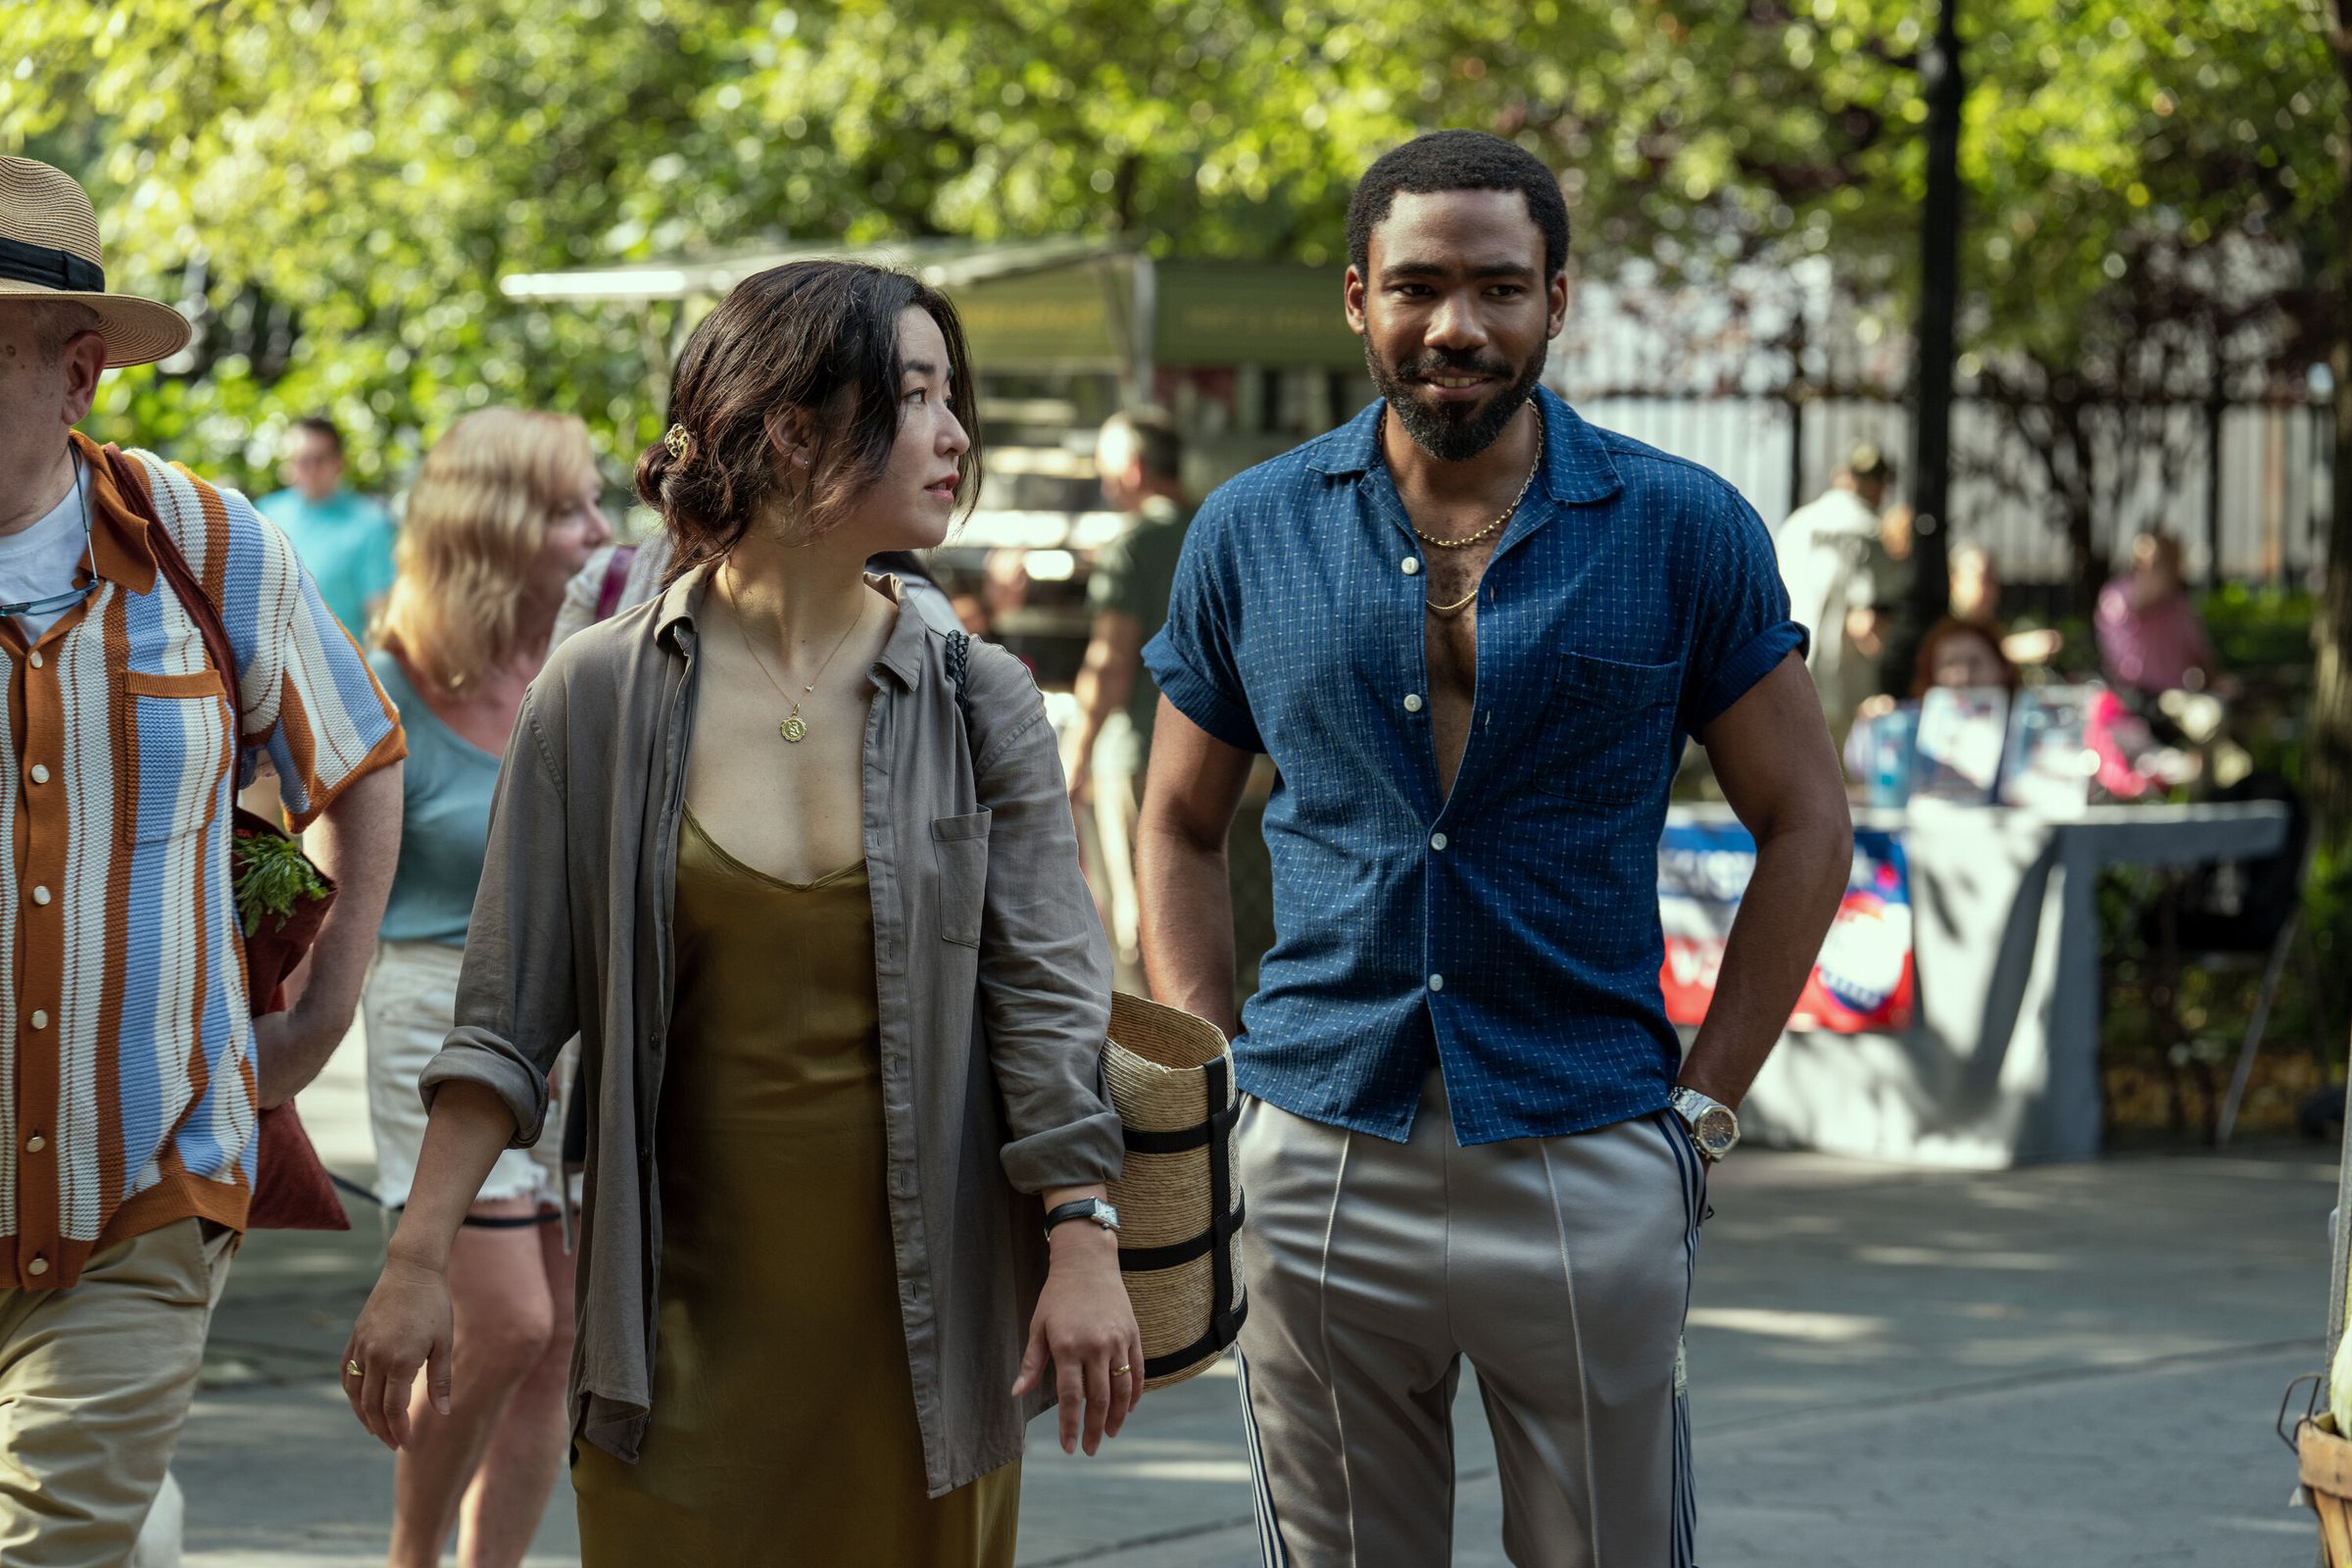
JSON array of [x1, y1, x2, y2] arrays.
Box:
[[1234, 1072, 1705, 1567]]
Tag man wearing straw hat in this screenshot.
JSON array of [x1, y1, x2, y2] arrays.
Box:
[[0, 156, 405, 1564], [1139, 130, 1852, 1566]]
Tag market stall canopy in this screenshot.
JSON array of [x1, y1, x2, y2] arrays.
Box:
[[500, 240, 1359, 372]]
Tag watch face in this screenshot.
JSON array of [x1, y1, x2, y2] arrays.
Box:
[[1694, 1107, 1739, 1155]]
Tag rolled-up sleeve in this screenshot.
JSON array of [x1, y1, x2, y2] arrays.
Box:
[[1683, 491, 1810, 733], [1141, 501, 1263, 755], [965, 645, 1125, 1193], [418, 687, 577, 1146], [210, 484, 406, 828]]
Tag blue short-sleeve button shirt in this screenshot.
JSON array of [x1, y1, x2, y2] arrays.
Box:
[[1143, 387, 1804, 1145]]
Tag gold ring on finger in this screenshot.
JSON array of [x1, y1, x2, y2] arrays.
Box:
[[345, 1358, 364, 1377], [1112, 1364, 1131, 1378]]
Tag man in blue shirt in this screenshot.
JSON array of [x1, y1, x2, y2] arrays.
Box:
[[1140, 131, 1851, 1567], [256, 415, 397, 643]]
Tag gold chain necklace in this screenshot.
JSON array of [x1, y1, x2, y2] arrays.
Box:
[[1424, 581, 1481, 618], [725, 566, 867, 744], [1408, 403, 1545, 552]]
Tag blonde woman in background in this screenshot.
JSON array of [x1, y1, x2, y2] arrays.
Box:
[[363, 409, 612, 1568]]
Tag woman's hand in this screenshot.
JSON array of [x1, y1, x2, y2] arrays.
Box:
[[1011, 1224, 1144, 1456], [342, 1254, 455, 1449]]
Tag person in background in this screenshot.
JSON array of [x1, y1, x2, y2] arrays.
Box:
[[1947, 542, 2063, 669], [1067, 407, 1193, 978], [1841, 616, 2023, 788], [1862, 499, 1917, 691], [1775, 443, 1896, 733], [256, 414, 400, 643], [343, 260, 1139, 1566], [0, 155, 404, 1565], [363, 409, 612, 1568], [941, 567, 994, 637], [2096, 529, 2213, 696], [1909, 615, 2020, 698]]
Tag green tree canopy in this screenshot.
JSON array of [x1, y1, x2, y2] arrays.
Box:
[[2, 0, 2337, 521]]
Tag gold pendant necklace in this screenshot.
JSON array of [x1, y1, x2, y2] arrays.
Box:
[[726, 565, 867, 744]]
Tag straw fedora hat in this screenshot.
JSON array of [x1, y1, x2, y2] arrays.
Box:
[[0, 157, 191, 368], [1102, 991, 1247, 1391]]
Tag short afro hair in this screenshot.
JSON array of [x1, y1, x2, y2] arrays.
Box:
[[1346, 129, 1571, 283]]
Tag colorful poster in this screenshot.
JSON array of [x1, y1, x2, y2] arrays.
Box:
[[1657, 821, 1917, 1034]]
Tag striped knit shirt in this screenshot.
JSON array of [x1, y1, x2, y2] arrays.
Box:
[[0, 432, 405, 1289]]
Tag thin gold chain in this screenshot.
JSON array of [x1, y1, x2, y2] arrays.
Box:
[[724, 564, 867, 741], [1408, 403, 1545, 551], [1424, 580, 1481, 617]]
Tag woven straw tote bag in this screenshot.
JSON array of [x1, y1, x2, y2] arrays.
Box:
[[1102, 991, 1247, 1390], [941, 632, 1246, 1387]]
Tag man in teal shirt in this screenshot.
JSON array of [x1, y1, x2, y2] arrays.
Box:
[[256, 415, 397, 643]]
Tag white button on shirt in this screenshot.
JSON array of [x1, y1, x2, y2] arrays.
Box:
[[1431, 833, 1448, 851], [27, 764, 47, 785], [1402, 693, 1423, 713], [1401, 558, 1421, 576], [1428, 974, 1445, 992], [29, 886, 49, 906]]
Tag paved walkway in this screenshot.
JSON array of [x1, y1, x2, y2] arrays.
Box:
[[176, 1031, 2337, 1565]]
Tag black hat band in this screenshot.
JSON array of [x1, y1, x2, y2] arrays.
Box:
[[0, 234, 105, 294]]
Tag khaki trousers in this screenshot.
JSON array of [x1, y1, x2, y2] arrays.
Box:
[[0, 1219, 235, 1568], [1234, 1073, 1705, 1568]]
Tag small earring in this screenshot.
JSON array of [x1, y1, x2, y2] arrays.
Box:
[[792, 452, 811, 468]]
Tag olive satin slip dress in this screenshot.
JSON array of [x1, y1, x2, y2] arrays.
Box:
[[570, 808, 1021, 1565]]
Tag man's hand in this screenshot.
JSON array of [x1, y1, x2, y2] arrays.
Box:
[[252, 761, 401, 1105], [252, 1002, 356, 1108]]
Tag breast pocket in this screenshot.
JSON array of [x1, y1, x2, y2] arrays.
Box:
[[930, 808, 993, 948], [117, 670, 235, 845], [1537, 652, 1682, 807]]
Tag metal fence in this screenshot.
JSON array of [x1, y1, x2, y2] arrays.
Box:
[[1566, 389, 2334, 594]]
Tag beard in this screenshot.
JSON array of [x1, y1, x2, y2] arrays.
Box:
[[1365, 337, 1546, 463]]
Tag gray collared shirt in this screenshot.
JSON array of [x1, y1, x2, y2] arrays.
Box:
[[420, 567, 1123, 1495]]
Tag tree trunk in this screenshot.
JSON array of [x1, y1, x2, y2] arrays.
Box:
[[2311, 4, 2352, 847]]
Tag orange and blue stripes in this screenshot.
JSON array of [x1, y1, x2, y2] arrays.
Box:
[[0, 441, 401, 1287]]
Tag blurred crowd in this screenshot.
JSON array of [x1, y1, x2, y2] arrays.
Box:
[[1773, 443, 2226, 807]]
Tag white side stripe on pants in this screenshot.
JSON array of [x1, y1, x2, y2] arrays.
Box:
[[1654, 1112, 1706, 1568], [1235, 1348, 1294, 1565]]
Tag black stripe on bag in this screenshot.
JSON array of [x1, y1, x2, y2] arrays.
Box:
[[1132, 1055, 1249, 1378], [0, 235, 104, 294], [1116, 1195, 1247, 1272], [1123, 1095, 1241, 1154], [1203, 1055, 1243, 1345]]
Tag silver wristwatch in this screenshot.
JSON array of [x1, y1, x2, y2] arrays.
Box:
[[1668, 1087, 1740, 1163], [1044, 1197, 1121, 1237]]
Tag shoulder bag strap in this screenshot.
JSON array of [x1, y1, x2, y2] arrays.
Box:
[[947, 627, 976, 750], [104, 447, 243, 712]]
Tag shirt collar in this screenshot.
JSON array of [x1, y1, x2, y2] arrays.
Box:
[[1306, 385, 1623, 506], [656, 559, 926, 690], [68, 430, 160, 595]]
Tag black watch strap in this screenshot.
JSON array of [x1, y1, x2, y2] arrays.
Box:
[[1045, 1199, 1104, 1233]]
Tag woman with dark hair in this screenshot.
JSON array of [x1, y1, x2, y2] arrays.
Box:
[[342, 262, 1141, 1565]]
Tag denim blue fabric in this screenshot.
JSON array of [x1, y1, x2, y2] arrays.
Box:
[[1143, 387, 1805, 1145]]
